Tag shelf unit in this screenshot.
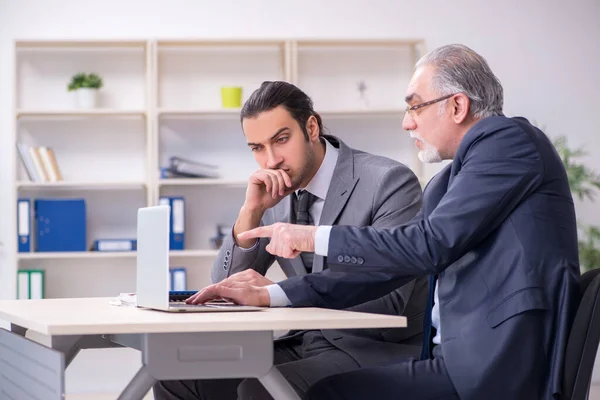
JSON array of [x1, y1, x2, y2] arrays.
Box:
[[10, 38, 426, 300]]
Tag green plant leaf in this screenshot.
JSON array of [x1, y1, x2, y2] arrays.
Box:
[[67, 72, 87, 91], [553, 135, 600, 271], [84, 73, 103, 89], [67, 72, 103, 90]]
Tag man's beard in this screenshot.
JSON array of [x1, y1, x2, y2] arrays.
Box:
[[289, 143, 316, 189], [409, 132, 442, 163]]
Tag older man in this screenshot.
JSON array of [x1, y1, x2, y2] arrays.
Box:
[[190, 44, 580, 400]]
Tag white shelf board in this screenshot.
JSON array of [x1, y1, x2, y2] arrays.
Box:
[[158, 108, 240, 119], [16, 40, 147, 48], [296, 39, 423, 48], [319, 109, 406, 118], [159, 178, 247, 187], [18, 249, 220, 260], [17, 181, 147, 190], [158, 108, 404, 119], [169, 250, 220, 257], [16, 109, 147, 119], [18, 251, 137, 260]]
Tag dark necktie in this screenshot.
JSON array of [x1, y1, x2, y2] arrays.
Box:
[[293, 190, 319, 271], [420, 274, 438, 360]]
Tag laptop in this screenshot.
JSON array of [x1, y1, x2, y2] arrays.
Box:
[[135, 205, 266, 313]]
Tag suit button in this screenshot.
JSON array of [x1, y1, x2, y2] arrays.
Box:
[[357, 257, 364, 265], [224, 256, 229, 262], [344, 256, 351, 263], [351, 256, 357, 264], [226, 250, 231, 256], [337, 255, 344, 263]]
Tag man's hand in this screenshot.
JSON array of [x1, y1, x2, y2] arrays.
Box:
[[223, 269, 275, 287], [185, 281, 270, 306], [234, 169, 295, 248], [244, 169, 295, 213], [237, 222, 317, 258]]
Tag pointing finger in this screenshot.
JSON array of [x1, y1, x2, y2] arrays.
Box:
[[237, 225, 274, 240]]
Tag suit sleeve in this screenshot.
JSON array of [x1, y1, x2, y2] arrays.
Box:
[[281, 123, 544, 308], [211, 222, 276, 283], [279, 163, 424, 309], [369, 163, 423, 228]]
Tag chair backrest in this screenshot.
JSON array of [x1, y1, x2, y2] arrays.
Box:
[[562, 268, 600, 400]]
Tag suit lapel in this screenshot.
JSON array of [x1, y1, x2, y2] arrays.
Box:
[[319, 137, 359, 226], [422, 165, 452, 216], [312, 138, 358, 273]]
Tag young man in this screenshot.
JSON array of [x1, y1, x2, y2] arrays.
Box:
[[154, 81, 428, 400], [193, 46, 581, 400]]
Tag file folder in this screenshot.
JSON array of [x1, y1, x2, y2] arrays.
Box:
[[169, 267, 187, 291], [17, 199, 31, 253], [17, 270, 45, 299], [159, 197, 185, 250], [17, 271, 29, 300], [35, 199, 86, 252], [91, 239, 137, 252]]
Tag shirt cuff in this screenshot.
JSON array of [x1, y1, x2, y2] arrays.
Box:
[[266, 284, 292, 307], [237, 239, 259, 252], [315, 225, 332, 256], [233, 225, 259, 251]]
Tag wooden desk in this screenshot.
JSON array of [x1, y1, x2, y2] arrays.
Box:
[[0, 297, 406, 400]]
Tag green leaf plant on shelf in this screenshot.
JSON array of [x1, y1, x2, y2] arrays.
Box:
[[67, 72, 104, 109], [553, 135, 600, 272]]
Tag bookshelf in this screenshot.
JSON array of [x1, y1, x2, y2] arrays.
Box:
[[10, 38, 426, 300]]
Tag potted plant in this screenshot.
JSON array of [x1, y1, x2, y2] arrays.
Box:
[[553, 135, 600, 271], [67, 72, 103, 108]]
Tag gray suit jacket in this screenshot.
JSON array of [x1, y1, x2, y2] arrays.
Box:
[[211, 135, 428, 366]]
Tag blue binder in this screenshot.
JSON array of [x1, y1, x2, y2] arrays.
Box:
[[169, 267, 187, 291], [159, 196, 185, 250], [35, 199, 87, 252], [91, 239, 137, 252], [17, 198, 31, 252]]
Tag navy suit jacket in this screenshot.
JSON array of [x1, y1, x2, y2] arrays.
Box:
[[279, 116, 580, 399]]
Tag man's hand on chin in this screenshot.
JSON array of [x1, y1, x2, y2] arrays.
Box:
[[186, 281, 271, 307]]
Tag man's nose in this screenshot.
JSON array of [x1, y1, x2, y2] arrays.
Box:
[[266, 149, 282, 169], [402, 112, 417, 131]]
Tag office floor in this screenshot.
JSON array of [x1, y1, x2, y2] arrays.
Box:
[[67, 387, 600, 400], [63, 385, 600, 400], [67, 392, 153, 400]]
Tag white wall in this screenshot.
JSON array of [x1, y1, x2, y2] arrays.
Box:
[[1, 0, 600, 395]]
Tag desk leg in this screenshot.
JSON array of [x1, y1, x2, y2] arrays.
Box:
[[259, 366, 302, 400], [10, 323, 27, 336], [50, 335, 122, 368], [117, 365, 156, 400]]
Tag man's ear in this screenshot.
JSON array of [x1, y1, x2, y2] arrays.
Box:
[[452, 93, 470, 124], [306, 116, 320, 141]]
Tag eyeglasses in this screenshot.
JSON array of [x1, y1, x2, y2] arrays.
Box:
[[405, 93, 457, 117]]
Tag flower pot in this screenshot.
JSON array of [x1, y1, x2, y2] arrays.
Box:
[[73, 88, 99, 109], [221, 86, 243, 108]]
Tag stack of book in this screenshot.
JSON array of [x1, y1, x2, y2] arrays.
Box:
[[161, 156, 220, 179], [17, 143, 63, 183]]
